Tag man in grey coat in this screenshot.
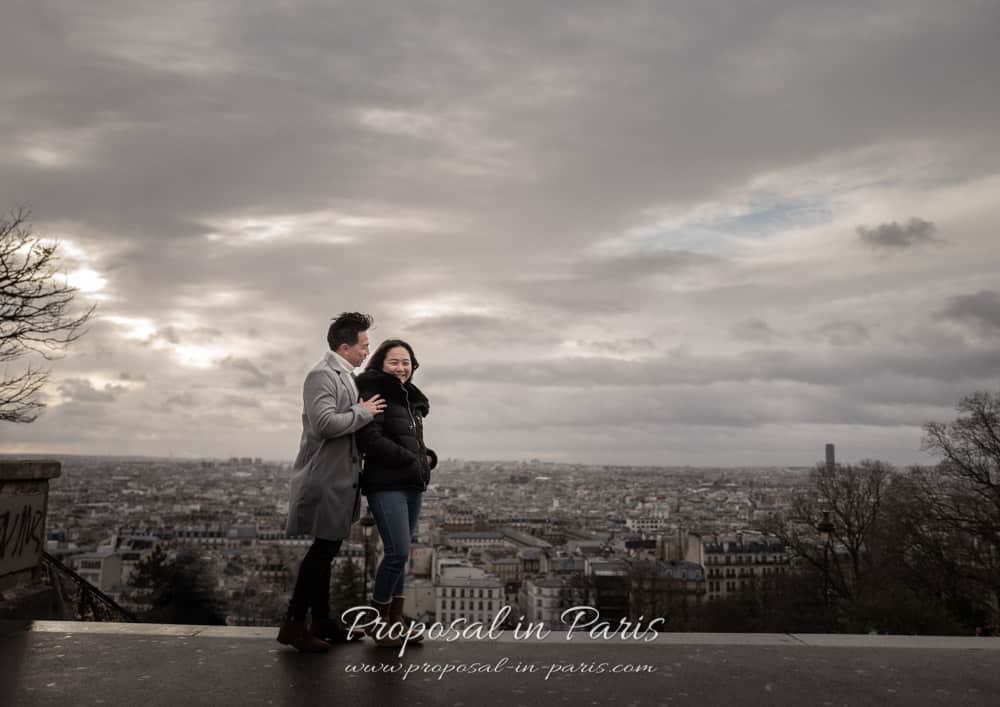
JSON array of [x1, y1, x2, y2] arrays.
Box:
[[277, 312, 386, 652]]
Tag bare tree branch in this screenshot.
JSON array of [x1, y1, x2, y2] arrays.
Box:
[[920, 391, 1000, 607], [0, 208, 96, 423], [762, 460, 891, 606]]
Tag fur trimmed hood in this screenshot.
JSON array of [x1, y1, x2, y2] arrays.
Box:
[[355, 369, 430, 416]]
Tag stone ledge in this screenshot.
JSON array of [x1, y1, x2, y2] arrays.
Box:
[[10, 621, 1000, 649], [0, 460, 62, 481], [5, 624, 1000, 707]]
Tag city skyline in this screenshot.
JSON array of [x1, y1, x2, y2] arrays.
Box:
[[2, 1, 998, 465]]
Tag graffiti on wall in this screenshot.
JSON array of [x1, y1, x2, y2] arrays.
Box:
[[0, 494, 45, 577]]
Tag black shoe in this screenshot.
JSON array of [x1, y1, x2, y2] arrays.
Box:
[[277, 620, 332, 653]]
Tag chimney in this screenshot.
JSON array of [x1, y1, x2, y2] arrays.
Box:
[[825, 443, 835, 473]]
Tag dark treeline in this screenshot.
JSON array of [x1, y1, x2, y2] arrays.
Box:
[[636, 391, 1000, 635]]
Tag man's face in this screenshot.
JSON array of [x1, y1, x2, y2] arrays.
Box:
[[338, 331, 370, 368]]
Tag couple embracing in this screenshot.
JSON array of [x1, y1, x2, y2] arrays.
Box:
[[277, 312, 436, 652]]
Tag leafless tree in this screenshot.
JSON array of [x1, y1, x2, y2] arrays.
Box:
[[764, 459, 892, 603], [921, 392, 1000, 622], [923, 392, 1000, 522], [874, 469, 989, 631], [1, 208, 95, 422]]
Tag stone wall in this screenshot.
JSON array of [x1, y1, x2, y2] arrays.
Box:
[[0, 460, 61, 617]]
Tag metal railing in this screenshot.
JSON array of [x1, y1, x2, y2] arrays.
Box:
[[41, 552, 138, 623]]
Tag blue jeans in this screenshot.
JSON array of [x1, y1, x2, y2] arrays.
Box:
[[369, 490, 422, 603]]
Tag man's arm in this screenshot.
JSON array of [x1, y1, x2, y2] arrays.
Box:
[[303, 369, 372, 439]]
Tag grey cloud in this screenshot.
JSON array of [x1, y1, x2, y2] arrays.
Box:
[[221, 394, 262, 408], [155, 325, 224, 345], [400, 314, 549, 346], [815, 321, 870, 347], [575, 250, 721, 281], [433, 379, 952, 436], [159, 326, 181, 344], [118, 371, 148, 382], [224, 358, 259, 374], [841, 375, 981, 410], [940, 290, 1000, 335], [57, 378, 125, 403], [731, 318, 775, 344], [405, 314, 505, 335], [492, 250, 724, 318], [165, 391, 200, 408], [857, 218, 939, 250], [496, 277, 631, 315], [578, 338, 656, 356], [221, 356, 287, 389], [265, 347, 308, 363], [422, 346, 1000, 389]]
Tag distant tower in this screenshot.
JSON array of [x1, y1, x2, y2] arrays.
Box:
[[825, 444, 835, 473]]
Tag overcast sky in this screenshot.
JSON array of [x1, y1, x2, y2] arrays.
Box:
[[2, 0, 998, 466]]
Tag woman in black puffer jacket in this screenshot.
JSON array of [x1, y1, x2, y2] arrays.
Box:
[[355, 338, 437, 644]]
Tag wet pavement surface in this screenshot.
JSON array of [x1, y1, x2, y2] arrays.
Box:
[[3, 621, 1000, 706]]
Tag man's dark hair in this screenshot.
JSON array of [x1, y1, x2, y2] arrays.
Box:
[[327, 312, 373, 351], [366, 339, 419, 375]]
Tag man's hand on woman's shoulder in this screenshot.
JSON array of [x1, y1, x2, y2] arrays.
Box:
[[361, 394, 386, 416]]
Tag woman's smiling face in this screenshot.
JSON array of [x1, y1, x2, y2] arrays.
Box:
[[382, 345, 412, 383]]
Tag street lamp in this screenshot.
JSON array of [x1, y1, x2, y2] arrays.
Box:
[[361, 509, 376, 601], [816, 508, 834, 609]]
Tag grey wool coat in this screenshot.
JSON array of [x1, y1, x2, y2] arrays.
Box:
[[285, 352, 374, 540]]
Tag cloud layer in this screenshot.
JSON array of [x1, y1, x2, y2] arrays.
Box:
[[2, 0, 999, 465]]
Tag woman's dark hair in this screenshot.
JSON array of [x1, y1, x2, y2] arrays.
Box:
[[327, 312, 373, 351], [365, 339, 419, 376]]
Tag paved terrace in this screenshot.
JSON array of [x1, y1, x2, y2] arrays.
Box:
[[3, 621, 1000, 706]]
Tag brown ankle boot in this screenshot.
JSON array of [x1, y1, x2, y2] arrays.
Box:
[[390, 596, 423, 643], [277, 620, 331, 653], [367, 599, 404, 647]]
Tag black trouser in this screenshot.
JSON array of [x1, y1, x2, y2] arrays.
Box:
[[286, 538, 343, 622]]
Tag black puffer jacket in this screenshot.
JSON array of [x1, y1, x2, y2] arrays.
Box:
[[355, 369, 438, 494]]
